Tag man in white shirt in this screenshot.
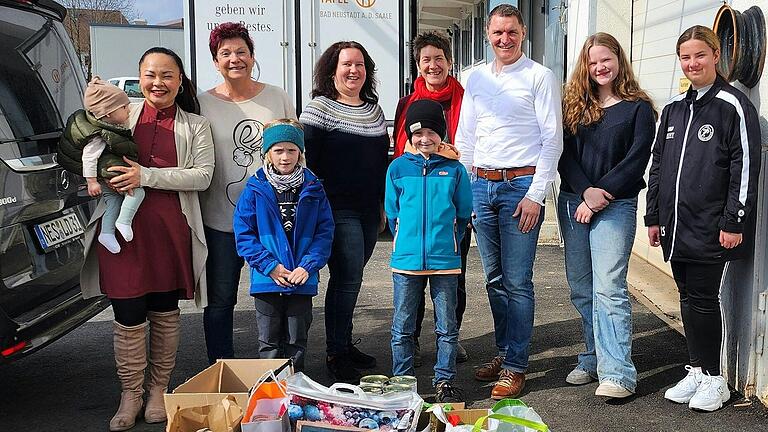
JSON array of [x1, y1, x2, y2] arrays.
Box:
[[454, 3, 563, 400]]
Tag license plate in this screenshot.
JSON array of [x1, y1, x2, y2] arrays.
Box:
[[33, 213, 84, 251]]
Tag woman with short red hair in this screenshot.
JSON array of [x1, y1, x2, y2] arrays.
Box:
[[198, 22, 297, 364]]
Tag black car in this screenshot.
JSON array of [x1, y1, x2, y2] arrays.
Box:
[[0, 0, 109, 363]]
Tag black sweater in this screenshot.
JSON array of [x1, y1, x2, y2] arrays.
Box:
[[559, 99, 656, 199], [300, 96, 390, 211]]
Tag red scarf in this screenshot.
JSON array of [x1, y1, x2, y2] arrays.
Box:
[[394, 75, 464, 158]]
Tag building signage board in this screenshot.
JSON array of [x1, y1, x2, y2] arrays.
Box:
[[184, 0, 404, 118], [183, 1, 293, 94]]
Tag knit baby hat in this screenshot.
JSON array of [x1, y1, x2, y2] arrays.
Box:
[[405, 99, 446, 143], [83, 76, 130, 119], [261, 122, 305, 155]]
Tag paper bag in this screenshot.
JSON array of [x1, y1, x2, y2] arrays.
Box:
[[168, 395, 244, 432]]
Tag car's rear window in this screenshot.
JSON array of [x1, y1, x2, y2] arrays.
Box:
[[0, 5, 84, 161], [124, 80, 142, 98]]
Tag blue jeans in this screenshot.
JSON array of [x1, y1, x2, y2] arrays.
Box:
[[203, 226, 244, 364], [391, 273, 458, 385], [325, 208, 379, 356], [557, 191, 638, 391], [472, 176, 540, 373]]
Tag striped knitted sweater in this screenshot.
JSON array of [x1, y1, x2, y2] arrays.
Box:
[[300, 96, 390, 211]]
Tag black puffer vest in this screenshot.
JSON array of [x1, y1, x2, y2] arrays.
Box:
[[57, 109, 138, 179]]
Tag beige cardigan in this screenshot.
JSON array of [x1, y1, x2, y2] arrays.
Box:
[[80, 103, 215, 307]]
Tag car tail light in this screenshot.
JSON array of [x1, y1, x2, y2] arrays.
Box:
[[1, 341, 28, 357]]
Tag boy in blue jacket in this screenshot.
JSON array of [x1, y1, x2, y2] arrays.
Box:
[[385, 100, 472, 402], [234, 119, 334, 371]]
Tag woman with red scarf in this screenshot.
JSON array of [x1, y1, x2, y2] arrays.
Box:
[[392, 31, 469, 365]]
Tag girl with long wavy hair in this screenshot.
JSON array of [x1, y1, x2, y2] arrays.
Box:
[[557, 32, 656, 399]]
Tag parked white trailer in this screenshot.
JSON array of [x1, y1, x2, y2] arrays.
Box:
[[183, 0, 412, 120]]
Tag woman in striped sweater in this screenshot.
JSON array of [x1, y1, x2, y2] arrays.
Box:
[[300, 41, 389, 384]]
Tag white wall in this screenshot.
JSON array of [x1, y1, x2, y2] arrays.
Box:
[[90, 25, 184, 80], [629, 0, 723, 277]]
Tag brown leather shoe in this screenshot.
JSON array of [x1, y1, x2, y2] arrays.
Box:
[[491, 369, 525, 400], [474, 356, 504, 382]]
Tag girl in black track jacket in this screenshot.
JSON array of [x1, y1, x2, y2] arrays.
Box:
[[645, 76, 761, 263], [645, 25, 761, 412]]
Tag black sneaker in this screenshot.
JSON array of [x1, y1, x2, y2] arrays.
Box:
[[348, 338, 377, 369], [435, 381, 464, 403], [327, 355, 362, 384]]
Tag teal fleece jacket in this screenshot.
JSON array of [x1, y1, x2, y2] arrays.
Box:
[[385, 152, 472, 271]]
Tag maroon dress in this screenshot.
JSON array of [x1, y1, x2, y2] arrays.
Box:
[[98, 103, 195, 299]]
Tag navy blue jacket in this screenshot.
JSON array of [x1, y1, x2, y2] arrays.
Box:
[[233, 168, 334, 295]]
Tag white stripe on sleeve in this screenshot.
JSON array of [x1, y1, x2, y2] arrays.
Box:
[[715, 91, 750, 206]]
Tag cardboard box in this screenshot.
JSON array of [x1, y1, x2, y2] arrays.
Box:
[[432, 408, 487, 432], [164, 359, 292, 422], [415, 403, 465, 432]]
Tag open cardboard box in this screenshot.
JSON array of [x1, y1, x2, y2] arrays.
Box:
[[164, 358, 293, 422], [415, 403, 465, 432], [424, 406, 488, 432]]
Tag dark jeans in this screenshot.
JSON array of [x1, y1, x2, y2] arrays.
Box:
[[670, 260, 726, 376], [111, 292, 179, 327], [203, 226, 244, 364], [325, 208, 379, 356], [254, 293, 313, 371], [414, 225, 471, 339]]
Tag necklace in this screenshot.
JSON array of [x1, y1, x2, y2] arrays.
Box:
[[219, 81, 262, 102], [599, 94, 620, 108]]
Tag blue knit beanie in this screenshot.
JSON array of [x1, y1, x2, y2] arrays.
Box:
[[261, 123, 305, 155]]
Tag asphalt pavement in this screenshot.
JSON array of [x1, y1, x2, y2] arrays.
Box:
[[1, 242, 767, 431]]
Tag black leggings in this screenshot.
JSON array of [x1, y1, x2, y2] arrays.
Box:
[[111, 292, 180, 327], [670, 261, 726, 376]]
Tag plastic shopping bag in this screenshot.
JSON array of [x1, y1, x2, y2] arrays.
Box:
[[242, 370, 291, 432], [429, 400, 548, 432], [285, 372, 424, 432], [483, 400, 548, 432]]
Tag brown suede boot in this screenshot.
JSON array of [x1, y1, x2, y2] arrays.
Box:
[[110, 321, 147, 432], [144, 309, 180, 424]]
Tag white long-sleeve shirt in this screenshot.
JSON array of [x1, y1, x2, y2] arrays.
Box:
[[455, 55, 563, 204], [82, 135, 106, 178]]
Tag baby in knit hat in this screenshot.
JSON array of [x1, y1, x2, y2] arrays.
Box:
[[58, 77, 144, 253]]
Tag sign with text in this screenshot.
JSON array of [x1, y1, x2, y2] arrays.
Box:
[[298, 0, 403, 118], [184, 1, 294, 94], [184, 0, 406, 118]]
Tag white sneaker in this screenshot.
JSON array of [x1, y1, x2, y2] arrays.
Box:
[[595, 381, 634, 398], [566, 368, 596, 385], [688, 374, 730, 412], [664, 365, 703, 403]]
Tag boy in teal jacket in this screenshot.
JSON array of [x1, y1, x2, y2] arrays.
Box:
[[385, 99, 472, 402]]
